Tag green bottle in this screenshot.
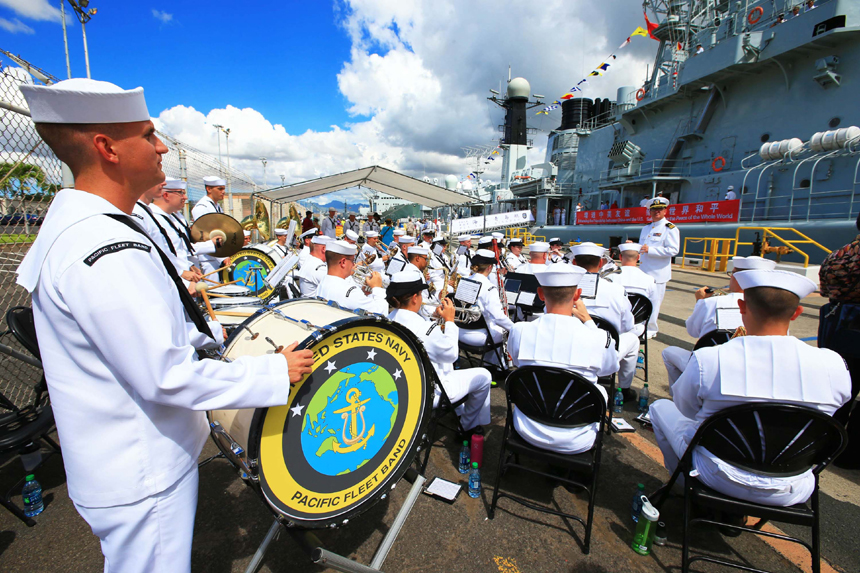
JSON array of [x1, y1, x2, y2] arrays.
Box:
[[631, 495, 660, 556]]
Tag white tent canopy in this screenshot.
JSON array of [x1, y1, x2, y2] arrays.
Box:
[[254, 165, 476, 208]]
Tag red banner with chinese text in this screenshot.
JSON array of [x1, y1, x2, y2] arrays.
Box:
[[575, 200, 740, 225]]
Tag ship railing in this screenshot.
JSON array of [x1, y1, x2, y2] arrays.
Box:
[[733, 227, 831, 268], [681, 237, 735, 272], [598, 158, 691, 184]]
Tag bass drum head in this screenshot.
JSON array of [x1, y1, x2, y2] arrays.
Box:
[[221, 247, 278, 299], [243, 300, 433, 529]]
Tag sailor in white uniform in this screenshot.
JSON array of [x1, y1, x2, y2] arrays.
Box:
[[273, 228, 290, 257], [516, 241, 550, 275], [637, 197, 680, 338], [419, 228, 435, 250], [297, 228, 317, 266], [548, 238, 565, 263], [386, 235, 413, 276], [296, 235, 330, 297], [606, 243, 655, 337], [508, 265, 619, 453], [456, 234, 474, 277], [571, 242, 639, 401], [359, 231, 387, 274], [458, 249, 514, 364], [190, 175, 225, 220], [320, 207, 338, 239], [16, 78, 314, 573], [316, 240, 388, 314], [132, 182, 192, 280], [650, 270, 851, 506], [343, 213, 361, 237], [150, 179, 208, 276], [662, 256, 777, 385], [344, 229, 359, 246], [504, 238, 527, 270], [387, 271, 492, 431], [425, 236, 448, 296]]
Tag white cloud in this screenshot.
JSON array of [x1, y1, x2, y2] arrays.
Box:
[[0, 0, 63, 23], [155, 0, 657, 192], [151, 9, 173, 24], [0, 16, 34, 34]]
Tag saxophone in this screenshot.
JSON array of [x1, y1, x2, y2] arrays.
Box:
[[730, 325, 746, 338], [425, 268, 436, 297], [439, 267, 451, 300]]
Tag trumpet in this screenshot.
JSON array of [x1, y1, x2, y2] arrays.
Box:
[[703, 286, 728, 296], [422, 303, 482, 324], [352, 263, 374, 286]]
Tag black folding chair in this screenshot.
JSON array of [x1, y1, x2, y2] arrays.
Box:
[[650, 403, 847, 573], [693, 328, 734, 350], [489, 366, 607, 554], [590, 315, 619, 431], [418, 373, 467, 474], [627, 294, 653, 382], [457, 314, 508, 377], [0, 307, 61, 527]]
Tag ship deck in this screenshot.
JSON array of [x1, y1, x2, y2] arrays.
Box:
[[1, 266, 858, 573]]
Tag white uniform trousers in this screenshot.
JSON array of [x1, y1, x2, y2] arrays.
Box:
[[617, 331, 641, 390], [647, 282, 667, 336], [661, 346, 691, 388], [436, 368, 492, 431], [459, 324, 506, 366], [650, 400, 814, 507], [75, 465, 198, 573]]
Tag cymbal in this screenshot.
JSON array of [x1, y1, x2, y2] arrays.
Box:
[[190, 213, 244, 258]]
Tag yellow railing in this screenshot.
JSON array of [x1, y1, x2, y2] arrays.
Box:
[[682, 237, 735, 272], [733, 227, 831, 268]]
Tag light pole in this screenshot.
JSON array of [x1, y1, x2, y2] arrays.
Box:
[[60, 1, 71, 79], [224, 128, 232, 216], [67, 1, 97, 79], [280, 175, 285, 186], [212, 124, 224, 173], [260, 157, 268, 189]]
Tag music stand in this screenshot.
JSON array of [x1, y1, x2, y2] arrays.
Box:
[[505, 272, 544, 319]]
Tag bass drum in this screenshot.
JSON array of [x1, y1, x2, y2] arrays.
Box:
[[221, 244, 284, 300], [208, 299, 434, 529]]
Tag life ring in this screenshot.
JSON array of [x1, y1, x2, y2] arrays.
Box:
[[712, 156, 727, 172], [748, 6, 764, 25], [635, 88, 646, 101]]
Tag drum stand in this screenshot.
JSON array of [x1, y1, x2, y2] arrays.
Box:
[[245, 468, 427, 573]]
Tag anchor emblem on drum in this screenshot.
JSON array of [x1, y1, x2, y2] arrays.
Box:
[[331, 387, 376, 454]]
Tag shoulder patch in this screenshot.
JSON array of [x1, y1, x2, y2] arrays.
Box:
[[84, 241, 151, 267], [605, 332, 613, 348], [666, 222, 676, 229], [425, 323, 438, 336], [346, 286, 357, 297]]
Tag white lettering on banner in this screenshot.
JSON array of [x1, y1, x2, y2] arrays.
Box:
[[450, 210, 534, 234]]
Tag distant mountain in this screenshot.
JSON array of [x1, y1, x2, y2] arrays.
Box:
[[298, 198, 370, 214]]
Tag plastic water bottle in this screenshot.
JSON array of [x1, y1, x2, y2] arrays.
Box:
[[631, 496, 660, 556], [613, 388, 624, 414], [22, 474, 44, 517], [458, 440, 470, 474], [468, 462, 481, 498], [636, 348, 645, 369], [638, 384, 650, 414], [630, 483, 645, 522]]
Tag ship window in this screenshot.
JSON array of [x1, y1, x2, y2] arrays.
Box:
[[742, 186, 749, 194], [760, 133, 770, 143], [631, 119, 637, 125], [800, 179, 811, 188], [829, 117, 841, 128]]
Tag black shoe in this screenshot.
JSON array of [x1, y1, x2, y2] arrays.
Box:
[[718, 512, 747, 537], [458, 425, 484, 443], [621, 388, 638, 404]]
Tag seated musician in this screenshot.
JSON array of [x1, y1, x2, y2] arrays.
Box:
[[504, 238, 527, 270], [662, 256, 776, 385], [457, 249, 514, 365], [316, 240, 388, 314], [570, 242, 639, 403], [297, 228, 317, 265], [388, 270, 492, 433], [387, 235, 413, 274], [360, 230, 387, 273], [650, 269, 851, 506], [508, 265, 619, 453], [456, 234, 474, 276], [296, 235, 330, 297], [548, 238, 565, 263], [273, 228, 290, 257], [516, 241, 550, 274], [344, 229, 358, 245], [611, 243, 655, 302]]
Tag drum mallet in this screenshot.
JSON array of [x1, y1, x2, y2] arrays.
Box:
[[196, 282, 217, 321]]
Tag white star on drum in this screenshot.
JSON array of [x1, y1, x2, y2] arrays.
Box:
[[393, 368, 402, 380], [325, 360, 337, 374], [367, 349, 377, 360], [290, 403, 305, 417]]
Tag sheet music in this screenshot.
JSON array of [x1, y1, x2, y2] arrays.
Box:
[[516, 292, 536, 306], [716, 307, 743, 330], [285, 220, 297, 248], [265, 254, 300, 288], [433, 243, 445, 256], [504, 278, 522, 294], [579, 273, 599, 299], [424, 477, 461, 501], [454, 278, 481, 305], [456, 245, 468, 256], [386, 258, 406, 276]]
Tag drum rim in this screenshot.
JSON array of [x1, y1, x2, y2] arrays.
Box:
[[221, 247, 279, 300], [237, 301, 436, 529]]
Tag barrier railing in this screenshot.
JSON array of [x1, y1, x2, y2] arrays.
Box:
[[733, 227, 831, 268], [681, 237, 735, 272]]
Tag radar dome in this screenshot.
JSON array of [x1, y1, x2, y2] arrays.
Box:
[[443, 174, 458, 189], [507, 77, 530, 100]]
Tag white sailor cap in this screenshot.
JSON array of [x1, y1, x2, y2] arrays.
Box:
[[535, 264, 587, 287], [163, 177, 186, 191], [326, 240, 356, 256], [570, 242, 606, 257], [492, 232, 505, 240], [243, 230, 251, 237], [203, 176, 226, 187], [529, 241, 550, 253], [472, 249, 497, 265], [734, 269, 817, 299], [457, 234, 472, 242], [408, 246, 429, 256], [19, 78, 150, 124], [386, 270, 428, 297], [549, 237, 563, 245], [365, 231, 379, 238], [618, 243, 641, 253], [399, 236, 416, 245], [508, 238, 524, 246], [421, 228, 435, 235], [299, 228, 318, 239], [727, 185, 735, 191], [732, 256, 776, 271], [345, 230, 359, 241], [432, 235, 446, 243], [647, 197, 670, 209], [274, 228, 288, 236], [311, 235, 331, 245], [393, 229, 406, 236], [478, 236, 494, 246]]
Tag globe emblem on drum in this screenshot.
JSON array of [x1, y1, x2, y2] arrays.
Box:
[[300, 362, 398, 476]]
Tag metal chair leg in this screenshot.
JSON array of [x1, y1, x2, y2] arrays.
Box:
[[682, 479, 692, 573], [643, 336, 649, 383], [812, 485, 821, 573], [1, 494, 36, 527]]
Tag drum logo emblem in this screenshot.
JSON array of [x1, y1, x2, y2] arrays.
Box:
[[332, 388, 375, 453]]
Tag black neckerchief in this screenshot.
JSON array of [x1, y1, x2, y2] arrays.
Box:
[[135, 201, 177, 256], [161, 212, 196, 254], [106, 214, 213, 340]]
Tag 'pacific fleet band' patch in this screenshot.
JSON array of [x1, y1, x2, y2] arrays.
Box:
[[84, 241, 151, 267]]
